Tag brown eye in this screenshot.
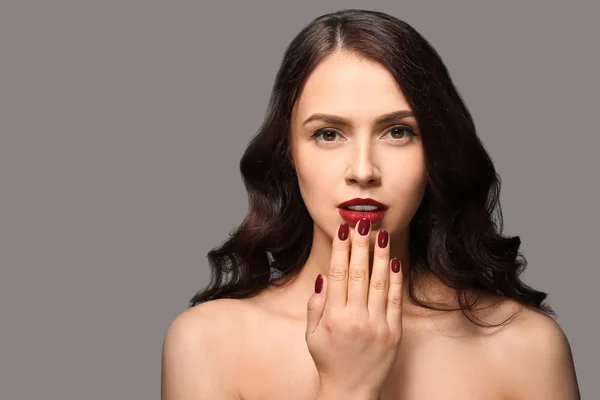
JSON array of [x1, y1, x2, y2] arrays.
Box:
[[385, 125, 417, 141], [311, 129, 341, 143]]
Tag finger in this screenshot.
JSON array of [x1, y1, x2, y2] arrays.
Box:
[[306, 274, 327, 336], [346, 218, 372, 309], [367, 229, 390, 319], [325, 222, 351, 309], [386, 257, 404, 330]]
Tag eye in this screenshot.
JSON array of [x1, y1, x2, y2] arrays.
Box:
[[382, 125, 418, 142], [310, 125, 418, 147], [311, 129, 344, 146]]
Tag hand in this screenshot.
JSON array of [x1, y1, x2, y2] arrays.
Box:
[[306, 218, 404, 398]]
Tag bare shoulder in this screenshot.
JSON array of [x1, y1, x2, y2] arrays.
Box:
[[164, 298, 249, 345], [161, 299, 250, 400], [488, 300, 580, 400]]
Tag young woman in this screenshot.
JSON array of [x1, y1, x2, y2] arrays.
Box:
[[162, 9, 580, 400]]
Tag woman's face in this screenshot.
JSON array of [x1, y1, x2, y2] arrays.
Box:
[[290, 51, 427, 246]]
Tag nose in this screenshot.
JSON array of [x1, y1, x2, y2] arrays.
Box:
[[345, 139, 381, 187]]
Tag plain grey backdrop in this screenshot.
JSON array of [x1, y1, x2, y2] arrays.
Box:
[[1, 0, 597, 399]]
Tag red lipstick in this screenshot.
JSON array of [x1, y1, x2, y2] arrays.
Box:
[[337, 198, 387, 224]]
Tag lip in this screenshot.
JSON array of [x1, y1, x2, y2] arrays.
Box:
[[338, 208, 387, 224], [337, 197, 388, 210]]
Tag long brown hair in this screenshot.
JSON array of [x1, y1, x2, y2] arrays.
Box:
[[189, 9, 555, 327]]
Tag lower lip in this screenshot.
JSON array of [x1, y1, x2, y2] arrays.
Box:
[[338, 207, 387, 224]]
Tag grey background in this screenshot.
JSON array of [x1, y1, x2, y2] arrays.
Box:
[[1, 1, 597, 399]]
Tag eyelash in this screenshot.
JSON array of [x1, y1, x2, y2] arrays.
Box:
[[310, 125, 418, 147]]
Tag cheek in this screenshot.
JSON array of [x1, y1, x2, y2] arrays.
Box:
[[294, 143, 335, 188], [293, 151, 342, 226], [384, 149, 427, 202], [393, 164, 428, 218], [295, 158, 333, 200], [400, 162, 427, 193]]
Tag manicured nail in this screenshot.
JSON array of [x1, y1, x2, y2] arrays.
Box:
[[338, 223, 349, 241], [391, 258, 400, 273], [357, 218, 370, 236], [377, 230, 388, 248], [315, 274, 323, 293]]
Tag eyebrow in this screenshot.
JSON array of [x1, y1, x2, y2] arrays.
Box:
[[302, 110, 415, 128]]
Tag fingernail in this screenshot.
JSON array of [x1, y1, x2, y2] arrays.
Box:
[[315, 274, 323, 293], [338, 223, 349, 241], [391, 258, 400, 273], [377, 230, 388, 248], [358, 218, 370, 236]]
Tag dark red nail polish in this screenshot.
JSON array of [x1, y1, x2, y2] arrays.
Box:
[[358, 218, 370, 236], [315, 274, 323, 293], [377, 230, 388, 248], [338, 223, 349, 241], [391, 258, 400, 273]]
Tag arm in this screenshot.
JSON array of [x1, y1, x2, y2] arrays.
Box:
[[161, 304, 241, 400], [499, 310, 580, 400]]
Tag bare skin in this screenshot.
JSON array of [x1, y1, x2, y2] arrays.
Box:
[[167, 272, 574, 400], [229, 219, 523, 399], [235, 285, 520, 400], [161, 50, 580, 399], [227, 50, 515, 399]]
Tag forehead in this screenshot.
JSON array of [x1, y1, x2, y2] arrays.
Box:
[[292, 51, 412, 124]]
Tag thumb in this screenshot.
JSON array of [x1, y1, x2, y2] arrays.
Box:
[[306, 274, 326, 336]]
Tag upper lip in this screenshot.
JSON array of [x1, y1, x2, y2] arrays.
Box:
[[338, 198, 388, 210]]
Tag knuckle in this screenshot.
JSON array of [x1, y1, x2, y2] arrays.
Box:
[[321, 320, 336, 334], [375, 251, 389, 262], [325, 311, 370, 335], [370, 278, 387, 292], [347, 320, 364, 335], [344, 314, 369, 335], [353, 239, 370, 249], [388, 294, 402, 307], [325, 312, 347, 330], [332, 240, 349, 252], [349, 268, 367, 282], [328, 267, 347, 281], [389, 279, 403, 290]]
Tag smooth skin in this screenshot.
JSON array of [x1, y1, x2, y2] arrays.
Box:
[[161, 50, 580, 400], [306, 219, 402, 399]]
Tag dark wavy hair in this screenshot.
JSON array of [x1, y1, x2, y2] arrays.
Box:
[[189, 9, 555, 327]]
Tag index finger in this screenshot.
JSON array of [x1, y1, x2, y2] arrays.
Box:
[[325, 222, 351, 309]]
